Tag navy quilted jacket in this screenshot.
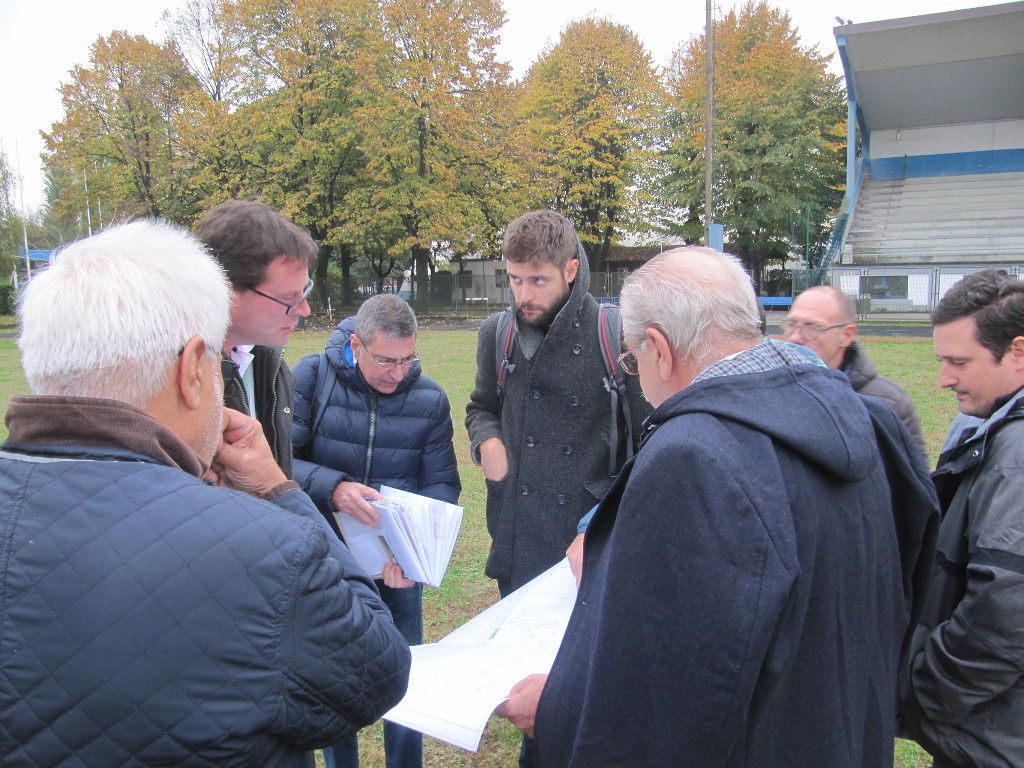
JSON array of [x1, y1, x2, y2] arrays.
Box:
[[0, 411, 410, 766], [291, 317, 460, 535]]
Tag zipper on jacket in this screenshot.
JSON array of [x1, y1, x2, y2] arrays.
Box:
[[268, 349, 283, 463], [363, 393, 378, 485]]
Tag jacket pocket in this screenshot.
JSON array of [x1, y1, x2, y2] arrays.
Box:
[[484, 476, 508, 538]]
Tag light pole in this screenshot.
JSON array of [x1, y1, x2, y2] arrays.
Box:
[[704, 0, 714, 246]]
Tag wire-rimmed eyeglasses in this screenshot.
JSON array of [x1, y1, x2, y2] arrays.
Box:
[[780, 320, 847, 341], [616, 341, 647, 376], [250, 279, 314, 315], [364, 350, 420, 372]]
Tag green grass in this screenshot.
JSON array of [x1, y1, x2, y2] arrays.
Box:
[[0, 325, 941, 766]]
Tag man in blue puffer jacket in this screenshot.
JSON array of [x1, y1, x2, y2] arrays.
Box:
[[292, 294, 460, 768], [0, 220, 410, 768]]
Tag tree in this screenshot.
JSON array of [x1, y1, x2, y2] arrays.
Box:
[[342, 0, 521, 304], [517, 18, 664, 271], [663, 0, 846, 288], [42, 32, 201, 222]]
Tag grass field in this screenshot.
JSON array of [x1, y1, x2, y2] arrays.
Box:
[[0, 325, 945, 767]]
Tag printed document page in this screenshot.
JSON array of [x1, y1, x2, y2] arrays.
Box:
[[383, 559, 577, 751]]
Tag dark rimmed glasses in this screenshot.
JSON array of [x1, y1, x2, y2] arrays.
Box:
[[250, 279, 314, 315]]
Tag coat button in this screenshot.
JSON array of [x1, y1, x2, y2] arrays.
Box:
[[526, 436, 536, 447], [573, 319, 581, 328], [283, 406, 291, 414], [521, 485, 530, 496], [563, 444, 572, 455], [532, 389, 541, 400], [569, 395, 579, 407], [557, 495, 566, 505], [572, 344, 582, 355]]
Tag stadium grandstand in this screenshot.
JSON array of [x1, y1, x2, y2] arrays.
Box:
[[813, 2, 1024, 313]]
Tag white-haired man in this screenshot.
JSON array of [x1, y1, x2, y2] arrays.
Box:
[[0, 220, 410, 766], [498, 247, 911, 767]]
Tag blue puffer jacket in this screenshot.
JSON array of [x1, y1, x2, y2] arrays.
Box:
[[0, 397, 411, 768], [292, 318, 460, 534]]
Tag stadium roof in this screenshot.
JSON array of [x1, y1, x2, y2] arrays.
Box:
[[835, 2, 1024, 133]]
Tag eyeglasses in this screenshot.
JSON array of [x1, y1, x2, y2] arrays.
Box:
[[781, 320, 847, 341], [363, 349, 420, 372], [616, 341, 647, 376], [250, 279, 314, 316]]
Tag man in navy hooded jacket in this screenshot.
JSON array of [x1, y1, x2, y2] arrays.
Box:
[[291, 293, 459, 768], [498, 247, 908, 767]]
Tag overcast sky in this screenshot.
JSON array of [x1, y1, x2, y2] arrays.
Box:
[[0, 0, 1000, 212]]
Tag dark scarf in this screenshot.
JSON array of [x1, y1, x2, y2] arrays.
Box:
[[4, 395, 205, 478]]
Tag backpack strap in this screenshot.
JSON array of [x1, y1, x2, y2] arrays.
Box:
[[597, 304, 634, 477], [494, 307, 516, 399], [308, 352, 338, 440]]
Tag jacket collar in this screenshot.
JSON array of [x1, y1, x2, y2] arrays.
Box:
[[935, 387, 1024, 477], [3, 395, 206, 477]]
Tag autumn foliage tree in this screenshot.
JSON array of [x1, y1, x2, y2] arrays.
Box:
[[43, 32, 200, 223], [517, 19, 664, 272], [663, 0, 846, 286]]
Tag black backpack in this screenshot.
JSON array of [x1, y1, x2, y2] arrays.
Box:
[[494, 304, 634, 477]]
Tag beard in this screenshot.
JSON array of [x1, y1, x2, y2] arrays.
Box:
[[515, 285, 572, 329]]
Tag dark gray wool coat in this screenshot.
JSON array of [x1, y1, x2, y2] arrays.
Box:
[[465, 249, 649, 591]]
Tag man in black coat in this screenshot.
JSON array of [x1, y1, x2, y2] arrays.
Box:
[[196, 199, 318, 477], [465, 209, 648, 597]]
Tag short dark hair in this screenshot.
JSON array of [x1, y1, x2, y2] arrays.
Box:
[[355, 294, 417, 344], [195, 200, 317, 290], [932, 269, 1024, 361], [502, 209, 579, 269]]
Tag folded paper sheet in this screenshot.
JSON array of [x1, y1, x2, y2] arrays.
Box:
[[383, 559, 577, 751], [336, 486, 463, 588]]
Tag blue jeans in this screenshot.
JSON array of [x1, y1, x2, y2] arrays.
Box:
[[322, 581, 423, 768]]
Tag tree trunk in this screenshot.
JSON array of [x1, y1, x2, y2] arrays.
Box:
[[339, 244, 354, 305]]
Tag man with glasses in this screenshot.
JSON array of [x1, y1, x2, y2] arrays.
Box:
[[196, 199, 318, 477], [291, 293, 460, 768], [784, 285, 926, 455], [497, 248, 910, 767]]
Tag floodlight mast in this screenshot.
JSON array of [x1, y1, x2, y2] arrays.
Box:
[[704, 0, 714, 246]]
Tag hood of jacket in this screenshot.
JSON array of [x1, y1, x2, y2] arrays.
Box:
[[842, 340, 878, 390], [648, 362, 879, 484], [325, 315, 422, 397]]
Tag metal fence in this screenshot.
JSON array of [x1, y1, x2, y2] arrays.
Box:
[[818, 264, 1024, 316]]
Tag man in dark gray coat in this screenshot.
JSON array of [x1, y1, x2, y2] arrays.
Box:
[[784, 284, 927, 456], [465, 210, 648, 597], [900, 269, 1024, 768], [0, 220, 410, 767]]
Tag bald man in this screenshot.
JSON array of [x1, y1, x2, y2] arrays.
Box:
[[784, 285, 926, 455]]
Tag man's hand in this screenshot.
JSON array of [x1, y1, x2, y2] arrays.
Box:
[[566, 533, 585, 588], [213, 408, 288, 496], [495, 674, 548, 737], [332, 481, 383, 526], [381, 561, 416, 589], [479, 437, 508, 482]]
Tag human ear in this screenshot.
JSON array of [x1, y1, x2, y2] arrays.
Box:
[[178, 336, 208, 410]]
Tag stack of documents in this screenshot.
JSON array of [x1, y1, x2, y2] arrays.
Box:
[[335, 486, 463, 588], [383, 559, 577, 751]]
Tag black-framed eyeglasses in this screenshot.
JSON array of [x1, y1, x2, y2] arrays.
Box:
[[616, 341, 646, 376], [249, 279, 314, 315], [780, 320, 847, 341]]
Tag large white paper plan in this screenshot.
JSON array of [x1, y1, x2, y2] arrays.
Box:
[[335, 485, 463, 588], [383, 559, 577, 751]]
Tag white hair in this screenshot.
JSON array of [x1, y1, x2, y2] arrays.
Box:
[[18, 219, 231, 407], [620, 246, 762, 370]]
